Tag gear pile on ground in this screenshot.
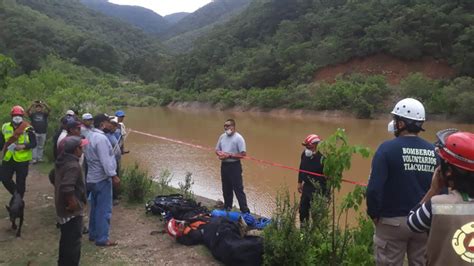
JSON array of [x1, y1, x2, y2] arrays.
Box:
[[145, 194, 266, 266]]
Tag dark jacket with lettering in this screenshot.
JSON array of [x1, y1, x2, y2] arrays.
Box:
[[366, 136, 438, 219]]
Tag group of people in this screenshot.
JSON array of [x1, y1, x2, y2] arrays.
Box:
[[219, 98, 474, 266], [1, 97, 473, 266], [366, 98, 474, 266], [53, 110, 129, 265], [0, 101, 129, 265]]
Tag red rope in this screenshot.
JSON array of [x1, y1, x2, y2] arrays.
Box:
[[130, 129, 368, 187]]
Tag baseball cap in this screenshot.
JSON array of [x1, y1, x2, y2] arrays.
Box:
[[66, 120, 81, 130], [66, 110, 75, 116], [110, 116, 119, 124], [63, 136, 89, 154], [82, 113, 93, 120], [115, 110, 125, 117]]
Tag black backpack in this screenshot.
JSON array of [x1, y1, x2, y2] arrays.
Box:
[[145, 194, 208, 220]]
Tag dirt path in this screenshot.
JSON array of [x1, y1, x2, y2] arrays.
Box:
[[0, 165, 219, 265]]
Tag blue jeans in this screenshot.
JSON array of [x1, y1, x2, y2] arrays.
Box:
[[87, 178, 112, 245]]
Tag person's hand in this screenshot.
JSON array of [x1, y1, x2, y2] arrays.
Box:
[[371, 217, 379, 225], [112, 176, 120, 189], [14, 144, 26, 151], [216, 151, 230, 160], [430, 166, 446, 193], [297, 183, 303, 194]]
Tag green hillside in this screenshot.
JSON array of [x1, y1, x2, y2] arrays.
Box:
[[0, 0, 167, 74], [168, 0, 473, 91], [80, 0, 170, 35]]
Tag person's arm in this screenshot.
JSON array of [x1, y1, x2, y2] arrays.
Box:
[[297, 153, 305, 193], [0, 130, 5, 149], [21, 128, 36, 150], [26, 103, 34, 116], [60, 165, 81, 212], [407, 201, 432, 233], [96, 136, 117, 177], [233, 134, 246, 158], [42, 102, 51, 114], [366, 148, 388, 223]]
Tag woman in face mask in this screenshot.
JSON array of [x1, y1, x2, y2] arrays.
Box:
[[297, 134, 327, 226]]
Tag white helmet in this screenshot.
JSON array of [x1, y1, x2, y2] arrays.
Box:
[[391, 98, 425, 121]]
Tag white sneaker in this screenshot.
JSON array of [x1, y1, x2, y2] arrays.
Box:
[[31, 160, 37, 164]]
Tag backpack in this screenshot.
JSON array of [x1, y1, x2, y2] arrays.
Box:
[[145, 194, 209, 220]]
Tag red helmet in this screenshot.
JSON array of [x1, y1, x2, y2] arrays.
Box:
[[302, 134, 321, 146], [436, 129, 474, 172], [166, 218, 184, 238], [11, 105, 25, 116]]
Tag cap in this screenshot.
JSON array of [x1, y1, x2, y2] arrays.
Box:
[[82, 113, 93, 120], [93, 113, 110, 125], [63, 136, 89, 154], [61, 116, 76, 126], [66, 110, 75, 116], [110, 116, 119, 124], [66, 120, 81, 130], [115, 110, 125, 117]]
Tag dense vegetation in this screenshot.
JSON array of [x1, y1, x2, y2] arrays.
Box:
[[0, 0, 167, 75], [80, 0, 170, 35], [167, 0, 473, 91], [0, 0, 473, 121], [162, 0, 251, 53]]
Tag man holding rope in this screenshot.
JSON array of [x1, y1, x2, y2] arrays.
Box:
[[215, 119, 250, 213]]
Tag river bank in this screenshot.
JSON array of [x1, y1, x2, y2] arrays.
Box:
[[166, 101, 453, 123], [0, 165, 218, 265]]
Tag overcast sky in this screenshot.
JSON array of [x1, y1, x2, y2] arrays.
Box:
[[108, 0, 213, 16]]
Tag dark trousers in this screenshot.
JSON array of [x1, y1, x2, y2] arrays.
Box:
[[299, 184, 328, 224], [58, 216, 83, 266], [221, 161, 249, 213], [0, 160, 29, 197]]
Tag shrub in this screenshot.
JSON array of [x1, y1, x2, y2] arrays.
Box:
[[121, 163, 153, 203], [178, 172, 195, 200], [263, 129, 373, 265]]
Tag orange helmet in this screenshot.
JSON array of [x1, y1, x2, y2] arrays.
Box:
[[436, 129, 474, 172], [11, 105, 25, 116], [302, 134, 321, 146]]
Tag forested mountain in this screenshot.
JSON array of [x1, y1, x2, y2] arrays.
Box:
[[164, 12, 189, 25], [0, 0, 167, 75], [80, 0, 170, 35], [168, 0, 473, 91], [162, 0, 251, 53]]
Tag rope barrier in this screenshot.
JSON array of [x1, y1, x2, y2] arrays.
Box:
[[130, 129, 368, 187]]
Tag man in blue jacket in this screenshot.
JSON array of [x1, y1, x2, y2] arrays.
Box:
[[367, 98, 437, 266]]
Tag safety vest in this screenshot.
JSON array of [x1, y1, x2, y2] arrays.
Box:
[[427, 191, 474, 266], [2, 122, 33, 162]]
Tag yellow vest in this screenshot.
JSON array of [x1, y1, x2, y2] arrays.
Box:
[[2, 122, 33, 162]]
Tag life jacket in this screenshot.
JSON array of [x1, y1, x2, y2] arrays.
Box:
[[427, 190, 474, 266], [2, 122, 33, 162]]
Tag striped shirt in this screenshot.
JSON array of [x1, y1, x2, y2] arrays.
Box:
[[407, 201, 433, 233]]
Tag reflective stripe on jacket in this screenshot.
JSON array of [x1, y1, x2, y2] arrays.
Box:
[[2, 122, 32, 162]]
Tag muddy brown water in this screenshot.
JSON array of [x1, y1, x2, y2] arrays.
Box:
[[122, 107, 474, 217]]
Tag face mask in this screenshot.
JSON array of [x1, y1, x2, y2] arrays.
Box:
[[12, 116, 23, 124], [387, 120, 396, 133], [304, 148, 314, 157], [225, 129, 233, 136]]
